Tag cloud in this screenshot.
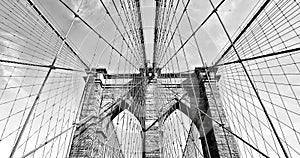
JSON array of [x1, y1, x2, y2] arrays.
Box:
[[0, 32, 29, 98], [70, 0, 109, 18], [0, 32, 22, 80]]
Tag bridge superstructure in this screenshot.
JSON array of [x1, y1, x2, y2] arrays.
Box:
[[0, 0, 300, 158], [68, 67, 240, 157]]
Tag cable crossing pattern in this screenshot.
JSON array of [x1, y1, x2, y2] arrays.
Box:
[[0, 0, 300, 158]]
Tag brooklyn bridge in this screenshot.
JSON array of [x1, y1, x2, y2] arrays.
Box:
[[0, 0, 300, 157]]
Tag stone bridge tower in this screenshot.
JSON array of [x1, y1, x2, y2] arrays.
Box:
[[68, 67, 240, 158]]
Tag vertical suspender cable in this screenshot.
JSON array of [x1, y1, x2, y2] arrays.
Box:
[[9, 1, 78, 157], [207, 0, 289, 157]]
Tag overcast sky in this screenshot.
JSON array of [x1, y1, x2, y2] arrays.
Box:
[[35, 0, 261, 72], [2, 1, 300, 158]]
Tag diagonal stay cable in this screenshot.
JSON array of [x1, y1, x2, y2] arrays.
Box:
[[9, 1, 79, 157], [213, 0, 271, 66], [150, 78, 270, 158], [0, 59, 85, 72], [213, 47, 300, 67], [110, 0, 141, 64], [207, 0, 289, 157], [28, 0, 89, 70], [120, 0, 144, 63], [156, 0, 177, 64], [156, 0, 192, 66], [159, 0, 225, 69], [98, 0, 143, 65], [59, 0, 139, 70], [135, 0, 147, 67], [154, 0, 178, 69]]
